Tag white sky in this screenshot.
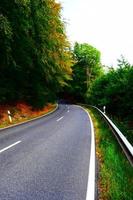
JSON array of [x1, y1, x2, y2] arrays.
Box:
[[58, 0, 133, 67]]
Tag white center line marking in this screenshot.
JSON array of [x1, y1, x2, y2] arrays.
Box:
[[57, 116, 64, 122], [0, 141, 21, 154], [67, 110, 69, 113]]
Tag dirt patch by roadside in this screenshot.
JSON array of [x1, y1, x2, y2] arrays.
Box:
[[0, 102, 56, 128]]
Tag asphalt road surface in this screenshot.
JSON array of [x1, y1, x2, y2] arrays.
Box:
[[0, 104, 93, 200]]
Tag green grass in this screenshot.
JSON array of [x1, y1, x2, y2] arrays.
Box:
[[87, 108, 133, 200]]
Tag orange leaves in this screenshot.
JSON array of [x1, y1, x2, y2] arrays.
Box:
[[49, 0, 61, 13], [0, 102, 56, 128]]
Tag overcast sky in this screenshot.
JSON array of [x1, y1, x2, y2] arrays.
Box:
[[59, 0, 133, 67]]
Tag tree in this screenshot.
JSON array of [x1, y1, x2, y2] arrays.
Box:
[[0, 0, 73, 107], [87, 57, 133, 120], [67, 42, 103, 101]]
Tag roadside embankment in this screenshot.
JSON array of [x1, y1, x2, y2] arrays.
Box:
[[0, 102, 57, 129]]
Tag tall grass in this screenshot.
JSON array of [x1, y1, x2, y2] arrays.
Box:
[[87, 108, 133, 200]]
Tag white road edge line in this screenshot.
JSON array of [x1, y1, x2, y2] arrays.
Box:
[[0, 141, 21, 154], [56, 116, 64, 122], [74, 105, 95, 200], [85, 111, 95, 200]]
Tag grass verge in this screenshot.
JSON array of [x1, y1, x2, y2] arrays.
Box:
[[86, 107, 133, 200]]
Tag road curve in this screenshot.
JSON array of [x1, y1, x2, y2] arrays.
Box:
[[0, 104, 93, 200]]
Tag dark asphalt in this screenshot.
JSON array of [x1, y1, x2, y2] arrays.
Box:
[[0, 104, 92, 200]]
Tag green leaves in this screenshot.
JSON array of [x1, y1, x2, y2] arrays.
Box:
[[67, 42, 103, 101], [0, 15, 13, 67], [87, 58, 133, 120], [0, 0, 73, 107], [0, 15, 12, 38]]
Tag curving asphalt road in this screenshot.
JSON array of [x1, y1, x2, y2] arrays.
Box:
[[0, 104, 93, 200]]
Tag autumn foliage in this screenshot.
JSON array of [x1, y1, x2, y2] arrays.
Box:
[[0, 0, 72, 108], [0, 102, 56, 127]]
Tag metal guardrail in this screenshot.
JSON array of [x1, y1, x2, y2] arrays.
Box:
[[92, 106, 133, 167]]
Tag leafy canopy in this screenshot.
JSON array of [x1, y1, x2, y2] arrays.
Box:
[[66, 42, 103, 101], [0, 0, 73, 107]]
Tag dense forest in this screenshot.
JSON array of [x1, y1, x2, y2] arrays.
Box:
[[87, 57, 133, 120], [0, 0, 133, 128], [64, 43, 132, 123], [0, 0, 72, 108]]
